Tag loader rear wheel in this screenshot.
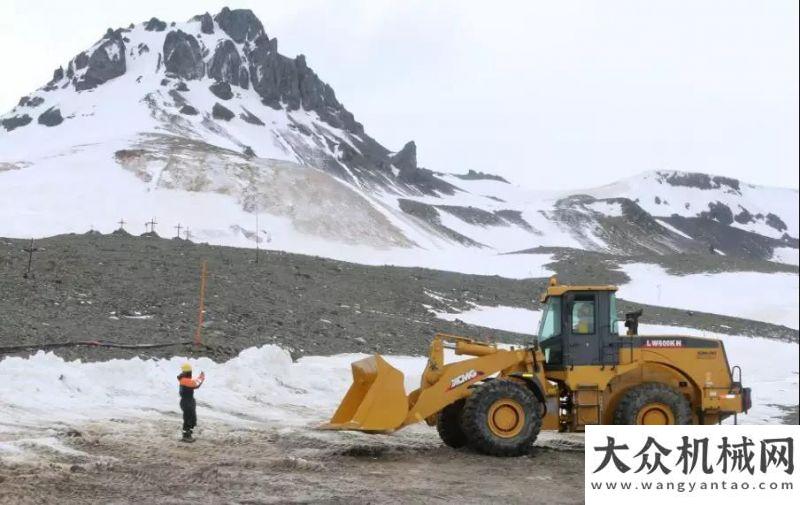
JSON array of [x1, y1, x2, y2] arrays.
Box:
[[614, 382, 692, 425], [460, 380, 541, 457], [436, 399, 467, 448]]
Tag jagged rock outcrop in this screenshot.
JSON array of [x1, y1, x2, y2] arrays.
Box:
[[240, 108, 264, 125], [163, 30, 204, 80], [50, 67, 64, 84], [214, 7, 264, 43], [37, 107, 63, 126], [145, 17, 166, 32], [18, 96, 44, 108], [1, 114, 32, 131], [455, 170, 509, 183], [199, 13, 214, 34], [212, 103, 234, 121], [209, 81, 233, 100], [735, 207, 753, 224], [74, 51, 89, 70], [239, 67, 249, 89], [248, 45, 300, 109], [700, 201, 734, 225], [74, 36, 126, 91], [179, 105, 198, 115], [208, 40, 242, 85], [658, 171, 741, 193], [391, 141, 417, 172], [766, 213, 787, 232]]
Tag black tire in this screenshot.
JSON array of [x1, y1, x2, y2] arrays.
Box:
[[613, 382, 692, 425], [436, 399, 467, 448], [460, 380, 541, 457]]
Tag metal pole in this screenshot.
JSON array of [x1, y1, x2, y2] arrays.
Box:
[[23, 239, 37, 279], [194, 260, 208, 346]]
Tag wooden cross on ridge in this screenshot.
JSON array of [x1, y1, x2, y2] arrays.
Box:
[[175, 223, 182, 237], [145, 218, 157, 233], [118, 219, 126, 230]]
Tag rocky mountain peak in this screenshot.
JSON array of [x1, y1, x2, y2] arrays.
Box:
[[392, 141, 417, 172], [214, 7, 265, 43], [1, 6, 458, 196]]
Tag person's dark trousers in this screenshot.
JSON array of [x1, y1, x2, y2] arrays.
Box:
[[181, 397, 197, 437]]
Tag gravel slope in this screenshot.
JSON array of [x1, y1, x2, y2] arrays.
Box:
[[0, 234, 796, 364]]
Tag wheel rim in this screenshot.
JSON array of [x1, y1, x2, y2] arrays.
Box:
[[636, 402, 675, 425], [487, 399, 525, 438]]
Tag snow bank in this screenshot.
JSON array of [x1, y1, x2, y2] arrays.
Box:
[[620, 263, 799, 329], [0, 346, 433, 435]]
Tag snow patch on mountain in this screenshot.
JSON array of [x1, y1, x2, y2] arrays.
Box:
[[580, 171, 798, 241], [772, 247, 799, 266]]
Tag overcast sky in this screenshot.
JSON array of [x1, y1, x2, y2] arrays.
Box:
[[1, 0, 797, 189]]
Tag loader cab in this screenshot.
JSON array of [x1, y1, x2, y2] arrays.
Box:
[[536, 277, 620, 369]]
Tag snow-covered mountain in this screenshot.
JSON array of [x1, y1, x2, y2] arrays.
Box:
[[1, 7, 798, 273]]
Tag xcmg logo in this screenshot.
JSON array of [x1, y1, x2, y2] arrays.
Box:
[[447, 369, 484, 390]]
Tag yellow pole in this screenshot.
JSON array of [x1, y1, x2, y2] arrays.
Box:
[[194, 260, 207, 346]]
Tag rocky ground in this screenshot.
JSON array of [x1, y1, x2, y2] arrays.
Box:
[[0, 419, 585, 505], [1, 233, 797, 363]]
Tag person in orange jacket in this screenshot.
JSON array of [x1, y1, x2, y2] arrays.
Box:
[[177, 363, 205, 442]]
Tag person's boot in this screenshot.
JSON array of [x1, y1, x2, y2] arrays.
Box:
[[181, 430, 194, 443]]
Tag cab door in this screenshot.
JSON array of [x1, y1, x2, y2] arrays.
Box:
[[563, 293, 601, 366]]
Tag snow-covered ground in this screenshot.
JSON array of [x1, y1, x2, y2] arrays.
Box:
[[433, 305, 542, 335], [1, 302, 796, 462], [619, 263, 799, 329], [430, 305, 798, 425]]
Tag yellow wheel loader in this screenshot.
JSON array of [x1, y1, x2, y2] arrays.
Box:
[[321, 277, 752, 456]]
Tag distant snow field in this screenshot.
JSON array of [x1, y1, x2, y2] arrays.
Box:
[[620, 263, 799, 330], [772, 247, 800, 266], [433, 305, 542, 335]]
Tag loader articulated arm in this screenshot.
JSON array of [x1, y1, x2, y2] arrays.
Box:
[[321, 334, 535, 433]]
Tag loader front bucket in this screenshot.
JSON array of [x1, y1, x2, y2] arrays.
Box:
[[320, 354, 409, 432]]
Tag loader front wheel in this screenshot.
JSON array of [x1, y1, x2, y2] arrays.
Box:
[[461, 380, 541, 457], [614, 382, 692, 425], [436, 399, 467, 448]]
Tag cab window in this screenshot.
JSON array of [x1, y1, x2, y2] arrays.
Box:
[[571, 296, 595, 334], [609, 292, 619, 335], [537, 297, 561, 342]]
